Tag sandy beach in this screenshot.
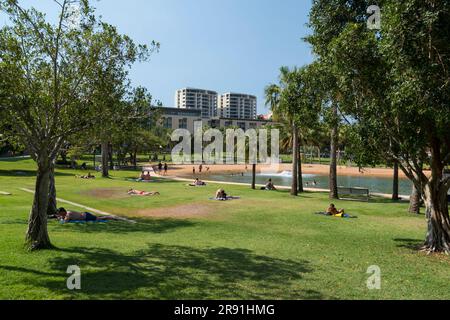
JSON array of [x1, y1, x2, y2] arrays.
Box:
[[158, 163, 413, 179]]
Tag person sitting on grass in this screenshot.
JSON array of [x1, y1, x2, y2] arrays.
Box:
[[127, 189, 160, 196], [56, 208, 119, 222], [215, 189, 228, 200], [190, 178, 206, 186], [327, 204, 346, 217], [138, 171, 152, 182], [262, 179, 277, 191]]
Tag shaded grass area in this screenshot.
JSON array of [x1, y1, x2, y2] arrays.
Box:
[[0, 158, 449, 300]]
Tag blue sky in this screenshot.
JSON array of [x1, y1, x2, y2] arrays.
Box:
[[2, 0, 314, 114]]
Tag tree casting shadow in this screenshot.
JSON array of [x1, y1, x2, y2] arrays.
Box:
[[48, 218, 197, 235], [394, 238, 424, 251], [1, 244, 321, 300]]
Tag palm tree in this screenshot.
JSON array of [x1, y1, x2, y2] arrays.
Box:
[[265, 66, 322, 196], [265, 70, 299, 196]]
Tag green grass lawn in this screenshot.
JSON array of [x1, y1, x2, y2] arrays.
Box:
[[0, 158, 449, 300]]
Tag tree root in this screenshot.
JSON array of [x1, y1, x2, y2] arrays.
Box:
[[419, 245, 450, 255]]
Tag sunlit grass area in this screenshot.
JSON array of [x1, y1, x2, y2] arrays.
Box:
[[0, 158, 449, 300]]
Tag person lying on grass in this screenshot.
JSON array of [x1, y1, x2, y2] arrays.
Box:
[[56, 208, 119, 222], [76, 172, 95, 179], [327, 204, 346, 217], [190, 178, 206, 186], [127, 189, 160, 196]]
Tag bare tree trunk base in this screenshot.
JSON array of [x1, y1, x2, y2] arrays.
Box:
[[26, 159, 54, 251], [25, 238, 54, 251], [419, 245, 450, 255]]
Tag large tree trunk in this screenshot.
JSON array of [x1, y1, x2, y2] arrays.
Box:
[[101, 141, 109, 178], [422, 181, 450, 254], [409, 184, 422, 214], [47, 160, 57, 216], [419, 140, 450, 253], [392, 161, 400, 201], [291, 124, 299, 196], [109, 144, 114, 169], [26, 158, 52, 250], [251, 164, 256, 190], [329, 104, 339, 199], [133, 150, 138, 168], [298, 141, 304, 193]]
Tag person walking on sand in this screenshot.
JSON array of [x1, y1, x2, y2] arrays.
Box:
[[158, 161, 163, 174], [164, 163, 168, 175]]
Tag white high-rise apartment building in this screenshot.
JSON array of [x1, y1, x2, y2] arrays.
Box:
[[175, 88, 218, 119], [218, 93, 257, 120]]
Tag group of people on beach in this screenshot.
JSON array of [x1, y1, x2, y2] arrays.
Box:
[[192, 164, 210, 175], [157, 162, 169, 176]]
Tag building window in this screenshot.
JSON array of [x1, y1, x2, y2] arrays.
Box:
[[249, 123, 257, 129], [179, 118, 188, 129], [237, 122, 246, 130], [224, 121, 233, 127], [163, 117, 172, 129]]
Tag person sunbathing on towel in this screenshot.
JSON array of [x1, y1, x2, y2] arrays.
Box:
[[128, 189, 160, 196], [327, 204, 346, 217], [215, 189, 228, 200], [191, 178, 206, 186], [77, 172, 95, 179], [56, 208, 119, 222], [138, 171, 151, 181]]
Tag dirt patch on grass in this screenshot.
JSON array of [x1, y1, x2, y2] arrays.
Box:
[[82, 188, 129, 199], [132, 203, 217, 219]]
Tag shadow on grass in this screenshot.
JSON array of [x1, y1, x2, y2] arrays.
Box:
[[0, 219, 29, 225], [369, 197, 411, 204], [0, 244, 320, 299], [121, 176, 182, 184], [0, 156, 31, 162], [0, 169, 74, 178], [394, 238, 424, 251], [272, 189, 319, 199], [49, 218, 196, 235]]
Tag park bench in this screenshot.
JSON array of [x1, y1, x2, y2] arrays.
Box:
[[338, 187, 370, 202]]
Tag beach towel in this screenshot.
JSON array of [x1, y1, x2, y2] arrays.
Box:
[[188, 184, 207, 187], [60, 220, 109, 224], [315, 212, 357, 219], [209, 196, 241, 201], [129, 192, 160, 197], [127, 179, 154, 183]]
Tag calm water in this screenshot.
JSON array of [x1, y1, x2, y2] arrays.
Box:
[[209, 171, 415, 196]]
